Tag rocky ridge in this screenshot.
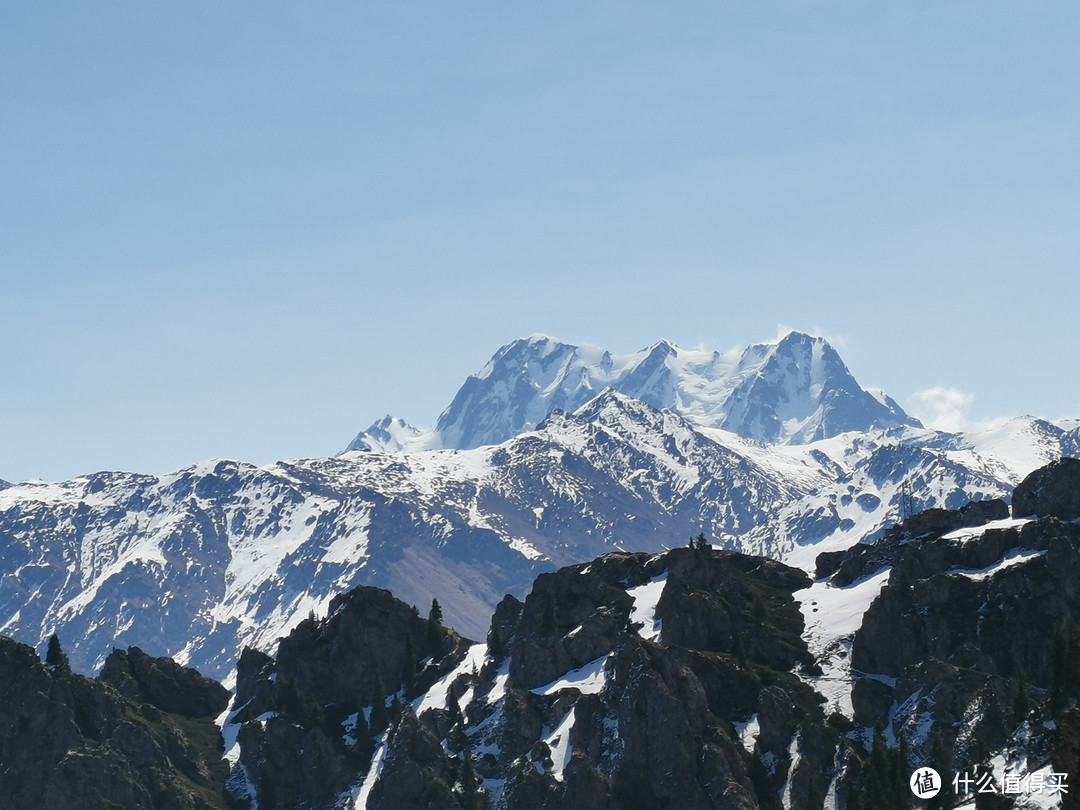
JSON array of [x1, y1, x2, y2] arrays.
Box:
[[2, 393, 1072, 683], [3, 458, 1080, 807], [0, 638, 230, 810]]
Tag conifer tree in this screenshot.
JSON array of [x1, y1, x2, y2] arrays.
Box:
[[926, 730, 952, 810], [351, 707, 374, 762], [45, 633, 70, 674], [276, 677, 324, 726], [893, 733, 912, 810], [1013, 673, 1031, 725], [866, 724, 891, 809], [1051, 627, 1069, 711], [459, 747, 489, 810]]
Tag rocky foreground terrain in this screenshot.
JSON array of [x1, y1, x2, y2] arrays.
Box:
[[3, 458, 1080, 808]]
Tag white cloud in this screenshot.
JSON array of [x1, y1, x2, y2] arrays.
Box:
[[908, 386, 976, 433]]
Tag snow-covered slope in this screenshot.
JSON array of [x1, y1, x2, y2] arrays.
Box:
[[345, 331, 920, 452], [1, 388, 1074, 683], [1, 333, 1076, 686]]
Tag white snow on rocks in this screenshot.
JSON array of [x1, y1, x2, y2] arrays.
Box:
[[626, 574, 666, 641], [413, 643, 488, 718], [542, 708, 577, 782], [734, 714, 760, 753], [942, 517, 1033, 543], [797, 568, 891, 717], [946, 549, 1046, 581], [530, 654, 610, 696]]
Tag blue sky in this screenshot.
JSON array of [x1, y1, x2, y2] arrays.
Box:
[[3, 3, 1079, 482]]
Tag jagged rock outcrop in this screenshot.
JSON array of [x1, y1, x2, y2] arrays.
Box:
[[815, 497, 1009, 585], [1012, 456, 1080, 519], [808, 459, 1080, 801], [100, 645, 230, 717], [0, 637, 229, 810], [228, 585, 473, 809], [225, 548, 842, 809]]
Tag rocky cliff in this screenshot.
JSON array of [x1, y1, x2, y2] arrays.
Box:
[[221, 547, 850, 809], [0, 638, 230, 810]]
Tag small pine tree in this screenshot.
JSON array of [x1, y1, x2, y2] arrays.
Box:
[[1051, 627, 1069, 711], [45, 633, 70, 674], [276, 677, 323, 726], [459, 750, 489, 810], [1067, 625, 1080, 704], [866, 724, 891, 809], [893, 733, 912, 810], [926, 730, 953, 810], [429, 598, 443, 625], [351, 707, 374, 761]]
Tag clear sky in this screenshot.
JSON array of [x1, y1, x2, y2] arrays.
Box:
[[3, 3, 1079, 483]]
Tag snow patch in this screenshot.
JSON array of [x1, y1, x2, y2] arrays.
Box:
[[413, 644, 487, 717], [734, 714, 760, 753], [353, 734, 388, 809], [543, 708, 577, 782], [780, 732, 802, 809], [626, 574, 666, 641], [530, 654, 609, 696], [947, 549, 1046, 581], [942, 517, 1034, 543], [797, 568, 891, 717]]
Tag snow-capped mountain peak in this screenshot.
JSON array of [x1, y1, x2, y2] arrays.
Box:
[[343, 415, 436, 454], [347, 331, 921, 453]]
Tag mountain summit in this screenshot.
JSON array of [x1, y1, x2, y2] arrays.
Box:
[[345, 331, 919, 452]]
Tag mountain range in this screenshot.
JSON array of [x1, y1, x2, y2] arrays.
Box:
[[346, 332, 918, 453], [4, 458, 1079, 808], [0, 332, 1077, 685]]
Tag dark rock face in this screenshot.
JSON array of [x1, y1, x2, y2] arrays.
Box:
[[275, 586, 441, 708], [1053, 708, 1080, 810], [659, 548, 813, 672], [228, 584, 473, 809], [1012, 457, 1080, 519], [100, 645, 230, 718], [818, 497, 1009, 585], [0, 636, 229, 810], [226, 549, 841, 810], [507, 563, 634, 690], [813, 493, 1080, 793]]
